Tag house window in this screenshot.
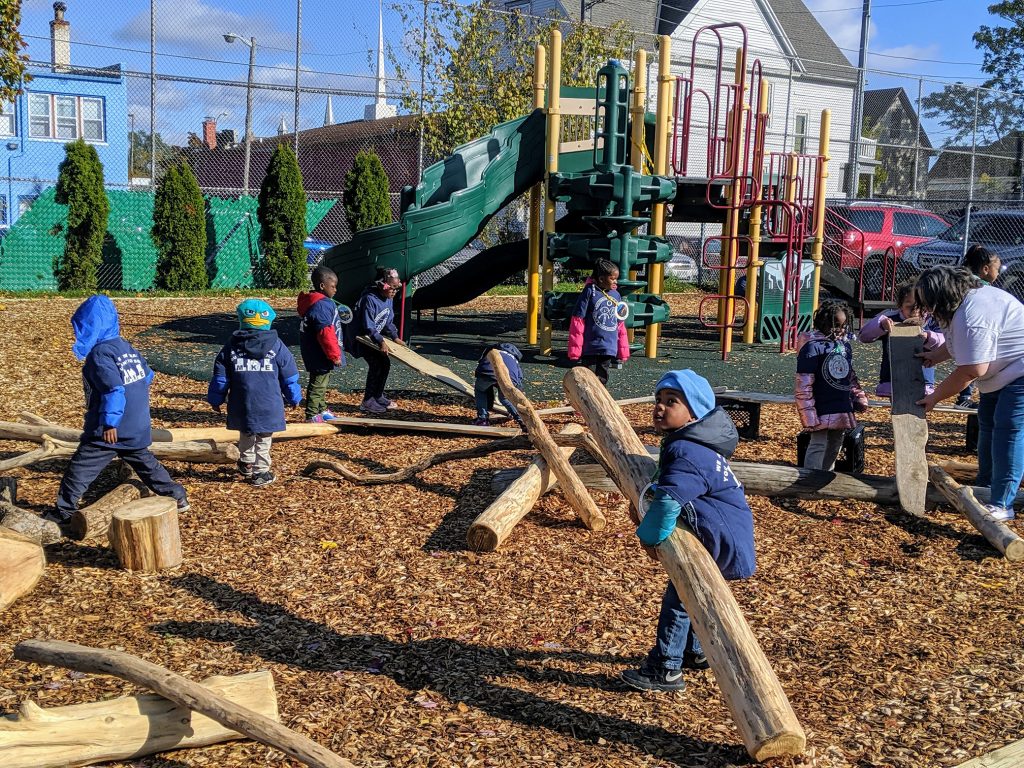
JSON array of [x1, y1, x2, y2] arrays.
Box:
[[0, 195, 7, 225], [0, 103, 14, 137], [27, 93, 105, 142], [793, 113, 808, 154]]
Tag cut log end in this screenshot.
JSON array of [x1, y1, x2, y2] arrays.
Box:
[[751, 733, 808, 762], [1004, 538, 1024, 563], [466, 526, 500, 552], [0, 527, 46, 611]]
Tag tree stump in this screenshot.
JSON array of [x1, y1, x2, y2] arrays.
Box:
[[0, 527, 45, 611], [108, 497, 182, 572]]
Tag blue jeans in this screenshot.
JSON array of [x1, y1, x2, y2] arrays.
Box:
[[976, 375, 1024, 509], [646, 580, 702, 671], [474, 376, 521, 423]]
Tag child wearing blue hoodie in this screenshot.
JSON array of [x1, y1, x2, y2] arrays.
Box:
[[348, 267, 401, 415], [473, 343, 526, 428], [621, 369, 756, 693], [207, 300, 302, 487], [297, 265, 345, 423], [45, 295, 188, 532], [567, 260, 630, 387]]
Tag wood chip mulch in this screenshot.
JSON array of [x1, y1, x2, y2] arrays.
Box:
[[0, 295, 1021, 768]]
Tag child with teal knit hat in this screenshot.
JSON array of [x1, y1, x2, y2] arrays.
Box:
[[207, 299, 302, 487], [621, 368, 756, 693]]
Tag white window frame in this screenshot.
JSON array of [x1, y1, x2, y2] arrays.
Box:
[[0, 102, 14, 138], [793, 112, 808, 154], [26, 93, 106, 143], [0, 195, 7, 225]]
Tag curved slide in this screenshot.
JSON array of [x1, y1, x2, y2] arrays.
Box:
[[324, 110, 547, 309], [407, 239, 528, 311]]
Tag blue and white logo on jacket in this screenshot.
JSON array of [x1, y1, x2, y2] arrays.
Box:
[[594, 295, 619, 332], [373, 308, 391, 333]]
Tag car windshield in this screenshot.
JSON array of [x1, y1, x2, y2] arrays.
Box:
[[938, 214, 1024, 245]]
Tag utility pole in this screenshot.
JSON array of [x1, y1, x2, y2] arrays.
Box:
[[849, 0, 871, 199], [293, 0, 302, 157]]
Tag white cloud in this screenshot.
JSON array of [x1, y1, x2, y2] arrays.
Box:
[[114, 0, 292, 54], [804, 0, 875, 55]]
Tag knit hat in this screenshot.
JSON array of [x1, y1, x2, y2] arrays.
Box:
[[655, 369, 715, 421], [237, 299, 276, 330]]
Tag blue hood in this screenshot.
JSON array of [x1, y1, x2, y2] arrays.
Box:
[[71, 295, 121, 361]]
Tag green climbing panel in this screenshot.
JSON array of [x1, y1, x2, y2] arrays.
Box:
[[755, 257, 815, 343]]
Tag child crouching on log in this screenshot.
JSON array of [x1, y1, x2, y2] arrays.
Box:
[[621, 370, 756, 692], [207, 300, 302, 487]]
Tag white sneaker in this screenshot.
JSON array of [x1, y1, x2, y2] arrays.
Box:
[[984, 504, 1015, 522]]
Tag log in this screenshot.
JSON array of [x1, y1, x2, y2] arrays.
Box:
[[563, 367, 806, 761], [161, 418, 518, 442], [0, 503, 62, 546], [0, 421, 81, 443], [889, 323, 929, 516], [18, 411, 57, 426], [467, 424, 584, 551], [69, 479, 153, 542], [0, 476, 16, 504], [928, 464, 1024, 562], [13, 640, 355, 768], [954, 737, 1024, 768], [489, 351, 605, 532], [0, 527, 45, 611], [107, 497, 183, 572], [936, 459, 980, 484], [0, 437, 64, 472], [0, 670, 278, 768]]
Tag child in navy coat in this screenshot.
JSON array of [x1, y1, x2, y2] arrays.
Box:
[[207, 299, 302, 487], [45, 295, 188, 532], [298, 265, 345, 423], [348, 267, 401, 414], [621, 369, 756, 692], [473, 342, 526, 428], [567, 259, 630, 386]]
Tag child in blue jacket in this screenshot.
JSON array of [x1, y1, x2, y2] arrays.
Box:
[[44, 295, 188, 533], [473, 343, 526, 429], [567, 259, 630, 386], [298, 265, 345, 423], [207, 299, 302, 487], [621, 369, 756, 693], [348, 267, 401, 415]]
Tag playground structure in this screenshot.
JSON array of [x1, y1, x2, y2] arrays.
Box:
[[323, 26, 842, 360]]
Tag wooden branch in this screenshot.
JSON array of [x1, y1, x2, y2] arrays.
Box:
[[467, 425, 584, 551], [0, 437, 66, 472], [0, 527, 45, 611], [0, 670, 278, 768], [108, 497, 183, 572], [159, 418, 518, 442], [18, 411, 58, 426], [928, 464, 1024, 562], [304, 435, 532, 484], [890, 323, 929, 516], [935, 459, 979, 483], [69, 479, 153, 542], [13, 640, 355, 768], [489, 350, 605, 532], [0, 503, 62, 546], [563, 367, 805, 761]]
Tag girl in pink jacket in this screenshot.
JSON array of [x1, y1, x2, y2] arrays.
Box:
[[567, 259, 630, 387]]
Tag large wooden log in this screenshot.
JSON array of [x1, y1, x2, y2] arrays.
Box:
[[0, 503, 62, 545], [108, 497, 183, 572], [954, 737, 1024, 768], [69, 479, 153, 542], [0, 527, 45, 611], [889, 323, 929, 516], [159, 418, 518, 442], [0, 437, 64, 472], [13, 640, 355, 768], [563, 367, 805, 761], [467, 424, 584, 551], [928, 464, 1024, 562], [489, 351, 605, 532], [0, 670, 278, 768]]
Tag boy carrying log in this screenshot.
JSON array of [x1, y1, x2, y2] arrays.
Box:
[[44, 295, 188, 533], [621, 369, 756, 692]]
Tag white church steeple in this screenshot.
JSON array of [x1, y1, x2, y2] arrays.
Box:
[[363, 0, 396, 121]]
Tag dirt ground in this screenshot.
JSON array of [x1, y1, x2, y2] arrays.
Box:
[[0, 295, 1020, 768]]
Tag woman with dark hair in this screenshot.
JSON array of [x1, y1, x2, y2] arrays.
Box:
[[916, 265, 1024, 522]]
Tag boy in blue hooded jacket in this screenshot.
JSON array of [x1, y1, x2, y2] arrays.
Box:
[[472, 342, 526, 428], [347, 267, 401, 414], [207, 299, 302, 487], [45, 295, 188, 532], [621, 369, 756, 693]]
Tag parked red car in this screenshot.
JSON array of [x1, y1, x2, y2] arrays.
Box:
[[825, 203, 950, 272]]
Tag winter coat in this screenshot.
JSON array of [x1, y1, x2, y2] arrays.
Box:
[[346, 286, 398, 359], [567, 279, 630, 360], [72, 296, 156, 450], [635, 407, 756, 580], [858, 311, 944, 398], [475, 343, 524, 389], [297, 291, 344, 374], [795, 330, 868, 431], [207, 329, 302, 434]]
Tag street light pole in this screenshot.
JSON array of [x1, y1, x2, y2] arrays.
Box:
[[293, 0, 301, 157], [225, 33, 257, 197]]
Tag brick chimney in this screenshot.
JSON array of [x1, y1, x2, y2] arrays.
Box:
[[50, 2, 71, 73], [202, 117, 217, 150]]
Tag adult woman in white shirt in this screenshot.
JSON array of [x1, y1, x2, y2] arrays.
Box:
[[915, 265, 1024, 522]]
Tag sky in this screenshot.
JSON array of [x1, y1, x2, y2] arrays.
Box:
[[14, 0, 1003, 146]]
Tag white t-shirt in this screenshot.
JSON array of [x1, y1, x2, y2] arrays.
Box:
[[945, 285, 1024, 393]]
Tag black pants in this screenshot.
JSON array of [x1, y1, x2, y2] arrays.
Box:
[[363, 349, 391, 401], [580, 354, 615, 387], [55, 441, 186, 518]]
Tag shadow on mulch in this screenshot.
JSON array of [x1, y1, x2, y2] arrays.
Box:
[[153, 574, 745, 767], [45, 540, 121, 569]]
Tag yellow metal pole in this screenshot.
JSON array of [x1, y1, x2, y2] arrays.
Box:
[[627, 47, 648, 346], [743, 78, 771, 344], [644, 34, 672, 359], [720, 47, 746, 358], [527, 44, 546, 345], [718, 107, 734, 334], [810, 109, 831, 312], [539, 31, 562, 356]]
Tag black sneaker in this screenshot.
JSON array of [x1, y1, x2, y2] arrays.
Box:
[[236, 460, 254, 480], [620, 665, 687, 692], [251, 471, 276, 488], [176, 498, 191, 512], [683, 651, 710, 670]]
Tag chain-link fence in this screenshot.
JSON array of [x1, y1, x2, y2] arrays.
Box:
[[0, 0, 1020, 292]]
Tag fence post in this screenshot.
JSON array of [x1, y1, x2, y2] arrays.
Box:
[[913, 76, 922, 198], [149, 0, 156, 189], [964, 87, 980, 258]]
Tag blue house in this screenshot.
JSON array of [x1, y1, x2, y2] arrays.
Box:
[[1, 2, 127, 229]]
